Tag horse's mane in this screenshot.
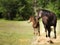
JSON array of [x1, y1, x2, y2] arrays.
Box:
[[42, 9, 50, 12], [37, 9, 51, 13]]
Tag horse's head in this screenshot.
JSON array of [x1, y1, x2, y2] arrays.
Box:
[[37, 9, 43, 19]]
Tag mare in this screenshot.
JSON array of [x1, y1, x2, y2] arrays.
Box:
[[37, 9, 57, 38]]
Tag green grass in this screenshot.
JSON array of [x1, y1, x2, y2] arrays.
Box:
[[0, 19, 60, 45]]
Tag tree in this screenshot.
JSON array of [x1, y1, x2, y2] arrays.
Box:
[[0, 0, 60, 20]]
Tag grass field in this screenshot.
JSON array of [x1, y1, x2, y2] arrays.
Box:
[[0, 19, 60, 45]]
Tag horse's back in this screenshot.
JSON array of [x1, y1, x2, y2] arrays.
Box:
[[41, 10, 57, 26]]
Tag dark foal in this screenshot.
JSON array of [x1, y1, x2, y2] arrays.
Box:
[[37, 9, 57, 38], [28, 16, 40, 36]]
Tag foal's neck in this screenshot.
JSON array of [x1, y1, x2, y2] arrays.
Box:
[[32, 19, 37, 24]]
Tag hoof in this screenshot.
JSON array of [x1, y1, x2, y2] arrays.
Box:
[[46, 35, 48, 37], [53, 37, 56, 39], [47, 40, 54, 44]]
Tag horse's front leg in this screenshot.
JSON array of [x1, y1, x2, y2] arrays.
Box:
[[47, 27, 51, 38]]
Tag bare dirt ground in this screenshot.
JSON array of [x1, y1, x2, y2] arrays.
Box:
[[31, 30, 60, 45], [31, 35, 60, 45], [31, 21, 60, 45], [19, 21, 60, 45]]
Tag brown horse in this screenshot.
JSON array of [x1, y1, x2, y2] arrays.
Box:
[[37, 9, 57, 38], [28, 16, 40, 36]]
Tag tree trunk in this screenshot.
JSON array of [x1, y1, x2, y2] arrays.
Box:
[[34, 0, 37, 16]]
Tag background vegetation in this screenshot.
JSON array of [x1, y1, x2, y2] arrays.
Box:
[[0, 0, 60, 20]]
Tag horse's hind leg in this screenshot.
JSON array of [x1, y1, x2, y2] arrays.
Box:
[[47, 27, 51, 38], [54, 26, 56, 39], [45, 29, 47, 37]]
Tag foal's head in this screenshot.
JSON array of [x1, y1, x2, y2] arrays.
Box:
[[28, 16, 35, 23]]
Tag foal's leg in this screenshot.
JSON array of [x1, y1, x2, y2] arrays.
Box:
[[38, 26, 40, 36], [54, 26, 56, 39], [34, 28, 35, 35], [34, 28, 38, 36]]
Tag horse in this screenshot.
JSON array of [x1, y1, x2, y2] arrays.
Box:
[[28, 16, 40, 36], [37, 9, 57, 38]]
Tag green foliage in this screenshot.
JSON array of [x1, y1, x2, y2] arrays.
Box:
[[45, 0, 60, 18], [37, 0, 60, 19], [0, 0, 60, 20], [0, 0, 34, 20]]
